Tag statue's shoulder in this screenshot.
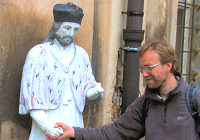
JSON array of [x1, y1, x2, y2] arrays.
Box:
[[75, 44, 89, 58], [27, 43, 50, 59]]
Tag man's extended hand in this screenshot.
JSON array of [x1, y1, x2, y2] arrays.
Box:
[[45, 122, 75, 140]]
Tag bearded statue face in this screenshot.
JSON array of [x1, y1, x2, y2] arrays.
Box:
[[55, 22, 80, 47]]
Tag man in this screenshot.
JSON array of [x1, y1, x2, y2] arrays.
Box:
[[19, 2, 103, 140], [46, 40, 200, 140]]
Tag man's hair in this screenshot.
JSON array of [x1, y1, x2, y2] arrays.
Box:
[[43, 22, 62, 44], [138, 40, 179, 74]]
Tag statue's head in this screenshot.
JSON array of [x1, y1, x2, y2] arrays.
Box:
[[44, 2, 84, 46]]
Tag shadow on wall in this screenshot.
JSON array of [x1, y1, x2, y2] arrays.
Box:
[[0, 3, 51, 134]]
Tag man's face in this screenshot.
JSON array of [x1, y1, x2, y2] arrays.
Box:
[[139, 49, 172, 89], [55, 22, 80, 47]]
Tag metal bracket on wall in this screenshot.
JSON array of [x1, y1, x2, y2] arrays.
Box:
[[120, 46, 138, 52], [122, 11, 144, 16]]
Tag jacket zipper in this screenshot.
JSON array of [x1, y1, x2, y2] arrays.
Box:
[[163, 103, 167, 123]]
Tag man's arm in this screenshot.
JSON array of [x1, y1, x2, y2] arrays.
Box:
[[46, 96, 145, 140]]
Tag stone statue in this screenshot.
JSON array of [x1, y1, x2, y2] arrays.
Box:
[[19, 2, 103, 140]]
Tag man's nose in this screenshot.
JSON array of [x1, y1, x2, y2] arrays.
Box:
[[142, 70, 149, 77]]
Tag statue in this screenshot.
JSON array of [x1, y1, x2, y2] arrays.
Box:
[[19, 2, 104, 140]]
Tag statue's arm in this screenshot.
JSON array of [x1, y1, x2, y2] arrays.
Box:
[[30, 110, 63, 136], [79, 48, 104, 101]]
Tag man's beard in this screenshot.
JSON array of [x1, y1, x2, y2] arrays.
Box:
[[55, 35, 73, 47], [147, 77, 165, 89]]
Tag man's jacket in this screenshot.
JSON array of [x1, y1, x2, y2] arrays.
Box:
[[74, 74, 200, 140]]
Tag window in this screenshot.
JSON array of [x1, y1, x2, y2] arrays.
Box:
[[175, 0, 199, 84]]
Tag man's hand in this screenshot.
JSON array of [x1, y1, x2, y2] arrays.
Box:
[[45, 122, 75, 140]]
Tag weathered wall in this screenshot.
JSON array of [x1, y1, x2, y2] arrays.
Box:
[[143, 0, 177, 44], [0, 0, 94, 139], [190, 1, 200, 87], [91, 0, 126, 125]]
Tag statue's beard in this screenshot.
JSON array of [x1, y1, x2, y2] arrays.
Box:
[[55, 35, 73, 47]]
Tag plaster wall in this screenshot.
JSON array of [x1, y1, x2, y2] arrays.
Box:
[[189, 1, 200, 88], [91, 0, 126, 126], [143, 0, 177, 44]]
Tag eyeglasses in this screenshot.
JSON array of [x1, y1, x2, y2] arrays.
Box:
[[139, 63, 160, 74]]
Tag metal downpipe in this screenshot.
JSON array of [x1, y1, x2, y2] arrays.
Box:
[[121, 0, 144, 113]]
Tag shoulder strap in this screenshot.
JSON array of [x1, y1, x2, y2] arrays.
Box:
[[141, 96, 150, 123], [186, 85, 198, 118], [186, 86, 200, 136]]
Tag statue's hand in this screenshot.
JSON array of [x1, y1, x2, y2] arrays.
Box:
[[45, 122, 75, 140], [86, 83, 104, 100], [45, 126, 63, 137]]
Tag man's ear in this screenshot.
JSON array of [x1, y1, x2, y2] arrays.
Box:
[[166, 62, 172, 72]]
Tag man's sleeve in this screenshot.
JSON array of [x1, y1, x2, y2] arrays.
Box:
[[74, 97, 145, 140]]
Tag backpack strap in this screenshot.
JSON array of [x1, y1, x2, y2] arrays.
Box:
[[192, 88, 198, 114], [141, 96, 150, 123], [186, 85, 198, 119], [186, 86, 192, 114]]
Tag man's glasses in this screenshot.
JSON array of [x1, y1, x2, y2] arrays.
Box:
[[139, 63, 160, 74]]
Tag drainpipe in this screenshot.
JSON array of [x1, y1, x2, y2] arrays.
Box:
[[121, 0, 144, 113]]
